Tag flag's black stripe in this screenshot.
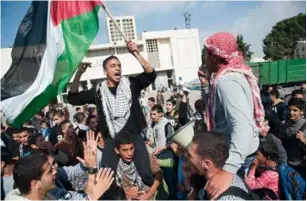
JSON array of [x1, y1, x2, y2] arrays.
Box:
[[1, 1, 48, 101]]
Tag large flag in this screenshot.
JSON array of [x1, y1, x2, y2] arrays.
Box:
[[1, 1, 103, 127]]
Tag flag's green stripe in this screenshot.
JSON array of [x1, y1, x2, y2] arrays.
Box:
[[12, 5, 101, 127]]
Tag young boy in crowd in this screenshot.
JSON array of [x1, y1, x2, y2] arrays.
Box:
[[12, 127, 34, 159], [282, 98, 306, 178], [146, 97, 156, 124], [114, 131, 164, 200], [55, 120, 83, 166], [74, 112, 89, 141], [49, 110, 66, 146], [245, 143, 280, 200], [40, 118, 51, 141], [259, 119, 287, 164], [145, 104, 176, 199], [165, 99, 180, 131]]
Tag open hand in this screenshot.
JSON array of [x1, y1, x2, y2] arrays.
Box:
[[296, 131, 306, 143], [137, 190, 153, 200], [124, 186, 139, 200], [88, 168, 114, 200], [76, 131, 99, 168], [145, 140, 154, 146]]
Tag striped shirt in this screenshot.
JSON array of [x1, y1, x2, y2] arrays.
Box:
[[246, 168, 279, 199]]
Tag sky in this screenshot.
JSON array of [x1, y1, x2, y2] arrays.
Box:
[[1, 1, 306, 58]]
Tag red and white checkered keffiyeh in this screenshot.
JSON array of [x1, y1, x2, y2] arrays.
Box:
[[204, 32, 264, 131]]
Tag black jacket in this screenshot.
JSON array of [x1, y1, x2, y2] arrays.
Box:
[[67, 71, 157, 137]]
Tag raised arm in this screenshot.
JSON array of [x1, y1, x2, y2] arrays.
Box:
[[126, 41, 153, 73], [67, 62, 96, 105], [126, 41, 157, 93]]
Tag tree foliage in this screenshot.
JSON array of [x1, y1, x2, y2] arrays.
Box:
[[236, 34, 253, 62], [263, 13, 306, 60]]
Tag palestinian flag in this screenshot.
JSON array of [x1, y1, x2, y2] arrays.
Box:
[[1, 1, 103, 127]]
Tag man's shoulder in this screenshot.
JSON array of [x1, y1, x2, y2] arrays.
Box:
[[216, 73, 249, 88], [217, 175, 250, 200]]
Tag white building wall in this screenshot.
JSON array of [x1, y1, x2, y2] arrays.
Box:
[[142, 29, 201, 84], [154, 71, 168, 90], [157, 38, 172, 68], [1, 48, 12, 79]]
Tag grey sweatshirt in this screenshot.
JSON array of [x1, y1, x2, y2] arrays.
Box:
[[284, 118, 306, 165], [213, 73, 260, 174]]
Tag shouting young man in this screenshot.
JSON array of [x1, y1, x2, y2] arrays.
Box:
[[67, 41, 157, 198]]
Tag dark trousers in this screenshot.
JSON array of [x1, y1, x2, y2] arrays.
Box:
[[100, 134, 154, 200]]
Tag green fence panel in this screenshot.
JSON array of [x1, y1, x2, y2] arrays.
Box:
[[278, 60, 287, 84]]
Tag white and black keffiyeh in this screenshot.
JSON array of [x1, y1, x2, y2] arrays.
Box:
[[116, 158, 145, 190], [98, 77, 132, 138]]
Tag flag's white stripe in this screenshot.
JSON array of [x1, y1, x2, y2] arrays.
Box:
[[2, 14, 65, 123]]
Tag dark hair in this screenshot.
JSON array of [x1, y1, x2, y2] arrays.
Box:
[[151, 104, 164, 113], [36, 111, 45, 118], [173, 88, 178, 92], [148, 97, 155, 103], [46, 110, 55, 117], [102, 55, 119, 69], [191, 131, 229, 168], [53, 110, 65, 118], [258, 143, 279, 163], [114, 131, 135, 149], [86, 115, 97, 125], [23, 120, 32, 126], [11, 128, 20, 135], [88, 107, 96, 116], [166, 99, 176, 106], [40, 118, 48, 126], [76, 107, 81, 112], [75, 112, 86, 124], [269, 88, 279, 98], [13, 155, 49, 194], [28, 134, 44, 146], [59, 120, 71, 134], [18, 127, 30, 134], [194, 99, 205, 112], [292, 89, 304, 97], [288, 98, 305, 111], [1, 146, 14, 164]]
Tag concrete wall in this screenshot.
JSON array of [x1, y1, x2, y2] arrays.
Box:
[[1, 48, 12, 79], [143, 29, 201, 83], [154, 71, 168, 90]]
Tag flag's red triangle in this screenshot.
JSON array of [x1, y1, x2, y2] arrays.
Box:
[[51, 1, 103, 26]]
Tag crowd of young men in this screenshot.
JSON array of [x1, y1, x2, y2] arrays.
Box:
[[1, 32, 306, 200]]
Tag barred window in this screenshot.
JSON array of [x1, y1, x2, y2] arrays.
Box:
[[146, 39, 158, 53]]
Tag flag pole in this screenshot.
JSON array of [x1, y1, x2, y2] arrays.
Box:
[[101, 4, 128, 42], [101, 4, 141, 58]]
